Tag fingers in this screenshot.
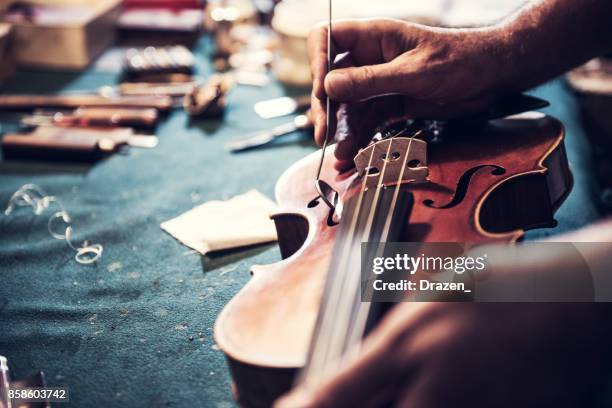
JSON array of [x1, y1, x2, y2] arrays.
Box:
[[334, 158, 356, 173], [308, 19, 408, 99], [311, 47, 356, 146], [394, 372, 438, 408], [331, 95, 408, 166], [308, 19, 415, 147], [307, 23, 332, 101], [276, 303, 436, 408], [329, 95, 493, 171], [332, 102, 386, 163], [307, 24, 331, 147], [312, 94, 328, 146], [324, 61, 404, 102], [276, 330, 399, 408]]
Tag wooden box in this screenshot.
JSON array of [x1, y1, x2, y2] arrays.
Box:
[[4, 0, 122, 70]]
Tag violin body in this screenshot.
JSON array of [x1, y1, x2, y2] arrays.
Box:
[[214, 113, 573, 408]]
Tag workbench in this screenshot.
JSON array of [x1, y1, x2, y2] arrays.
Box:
[[0, 37, 604, 407]]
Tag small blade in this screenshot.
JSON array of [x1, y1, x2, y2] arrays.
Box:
[[227, 114, 312, 152], [227, 131, 276, 152]]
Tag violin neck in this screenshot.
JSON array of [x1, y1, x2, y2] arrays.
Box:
[[297, 184, 414, 388]]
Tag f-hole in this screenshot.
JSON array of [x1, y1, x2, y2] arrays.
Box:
[[423, 164, 506, 209], [307, 196, 340, 226]]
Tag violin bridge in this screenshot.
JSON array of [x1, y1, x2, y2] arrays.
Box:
[[353, 137, 429, 188]]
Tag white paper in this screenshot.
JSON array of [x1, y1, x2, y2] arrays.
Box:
[[161, 190, 278, 255]]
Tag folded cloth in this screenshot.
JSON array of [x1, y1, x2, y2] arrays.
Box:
[[161, 189, 278, 254]]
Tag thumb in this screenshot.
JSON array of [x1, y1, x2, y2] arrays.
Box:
[[324, 62, 401, 102]]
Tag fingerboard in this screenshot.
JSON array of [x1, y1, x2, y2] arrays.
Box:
[[298, 183, 414, 387]]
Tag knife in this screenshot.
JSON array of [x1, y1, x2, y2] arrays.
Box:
[[227, 114, 313, 152]]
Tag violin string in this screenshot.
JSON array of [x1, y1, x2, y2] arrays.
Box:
[[313, 128, 417, 378], [307, 135, 398, 385], [343, 132, 418, 355], [313, 0, 334, 208], [301, 143, 377, 386], [303, 0, 342, 382], [305, 148, 375, 378], [303, 130, 395, 384], [319, 138, 398, 376]]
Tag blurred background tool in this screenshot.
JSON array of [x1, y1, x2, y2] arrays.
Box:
[[123, 45, 195, 79], [205, 0, 258, 62], [254, 95, 310, 119], [232, 70, 269, 87], [227, 113, 313, 152], [21, 107, 160, 129], [2, 126, 158, 162], [0, 94, 173, 111], [205, 0, 275, 87], [184, 74, 234, 118], [113, 81, 197, 97]]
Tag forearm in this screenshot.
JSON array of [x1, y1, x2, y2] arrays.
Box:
[[492, 0, 612, 93]]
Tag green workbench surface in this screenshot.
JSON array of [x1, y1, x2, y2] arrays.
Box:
[[0, 37, 605, 407]]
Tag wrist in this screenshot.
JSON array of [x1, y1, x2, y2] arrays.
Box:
[[429, 25, 525, 102], [473, 24, 526, 97]]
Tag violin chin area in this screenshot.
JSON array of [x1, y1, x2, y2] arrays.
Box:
[[479, 172, 557, 234]]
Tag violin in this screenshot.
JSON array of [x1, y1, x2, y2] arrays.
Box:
[[214, 105, 573, 407]]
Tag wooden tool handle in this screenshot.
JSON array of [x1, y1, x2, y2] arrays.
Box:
[[1, 131, 105, 162], [0, 94, 173, 111], [74, 107, 159, 127]]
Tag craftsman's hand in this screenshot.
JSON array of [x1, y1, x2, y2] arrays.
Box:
[[276, 301, 610, 408], [309, 0, 612, 171], [308, 19, 507, 171]]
